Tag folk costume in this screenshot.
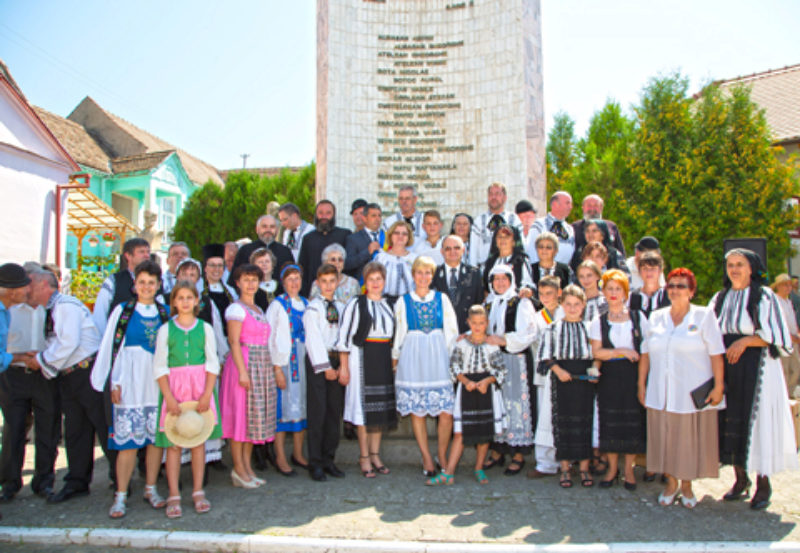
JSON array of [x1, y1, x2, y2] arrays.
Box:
[[481, 224, 536, 296], [538, 318, 595, 462], [153, 319, 222, 448], [267, 293, 309, 433], [532, 304, 564, 474], [221, 301, 276, 443], [337, 295, 397, 430], [583, 294, 608, 322], [393, 291, 458, 417], [470, 209, 522, 267], [485, 265, 538, 456], [629, 287, 670, 319], [374, 250, 418, 301], [449, 338, 507, 445]]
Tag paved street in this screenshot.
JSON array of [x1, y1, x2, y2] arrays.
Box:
[[1, 438, 799, 548]]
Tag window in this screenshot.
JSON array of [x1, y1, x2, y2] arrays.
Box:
[[158, 196, 177, 240]]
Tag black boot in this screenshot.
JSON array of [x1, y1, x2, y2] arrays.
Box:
[[723, 465, 751, 501], [750, 475, 771, 510]]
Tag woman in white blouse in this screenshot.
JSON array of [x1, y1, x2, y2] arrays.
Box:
[[637, 267, 725, 509], [393, 256, 459, 478], [374, 221, 418, 303]]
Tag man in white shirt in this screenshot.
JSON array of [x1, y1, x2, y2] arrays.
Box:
[[773, 273, 800, 397], [470, 182, 522, 266], [528, 191, 575, 265], [161, 241, 190, 294], [25, 270, 114, 503], [278, 202, 314, 262], [382, 185, 426, 241]]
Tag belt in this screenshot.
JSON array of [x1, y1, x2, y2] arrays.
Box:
[[61, 353, 97, 376]]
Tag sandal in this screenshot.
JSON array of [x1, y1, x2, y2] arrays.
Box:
[[143, 485, 166, 509], [482, 453, 505, 470], [359, 455, 376, 479], [369, 452, 390, 475], [559, 471, 573, 488], [192, 490, 211, 514], [109, 491, 127, 519], [425, 472, 454, 486], [580, 471, 594, 488], [474, 469, 489, 485], [165, 496, 182, 519], [590, 454, 609, 475]]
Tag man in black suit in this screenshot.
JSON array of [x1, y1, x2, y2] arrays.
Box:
[[571, 194, 626, 257], [228, 215, 294, 288], [344, 203, 384, 282], [298, 200, 351, 297], [432, 235, 484, 334]]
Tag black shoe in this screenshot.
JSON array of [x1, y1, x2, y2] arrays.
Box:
[[34, 486, 54, 499], [503, 459, 525, 476], [47, 486, 89, 503], [290, 455, 309, 470], [0, 488, 17, 502], [310, 467, 327, 482], [624, 480, 637, 491], [723, 469, 752, 501], [324, 464, 346, 478], [750, 475, 771, 510], [277, 466, 298, 477]]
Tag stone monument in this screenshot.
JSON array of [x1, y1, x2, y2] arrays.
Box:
[[317, 0, 546, 223]]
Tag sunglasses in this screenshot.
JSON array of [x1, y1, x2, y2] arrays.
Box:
[[666, 283, 690, 290]]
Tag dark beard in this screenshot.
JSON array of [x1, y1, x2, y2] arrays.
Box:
[[316, 219, 334, 233]]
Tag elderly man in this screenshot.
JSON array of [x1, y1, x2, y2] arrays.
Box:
[[25, 269, 113, 503], [278, 202, 314, 262], [572, 194, 626, 257], [382, 185, 427, 241], [298, 200, 351, 296], [161, 241, 190, 294], [229, 214, 294, 287], [528, 191, 575, 265], [92, 238, 152, 335], [344, 202, 384, 281], [470, 182, 523, 266], [431, 235, 483, 334]]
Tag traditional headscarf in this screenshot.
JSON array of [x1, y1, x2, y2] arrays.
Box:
[[486, 263, 517, 303], [176, 258, 203, 277], [723, 248, 768, 288]]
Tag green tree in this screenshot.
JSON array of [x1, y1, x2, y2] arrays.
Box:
[[545, 111, 578, 198], [172, 163, 316, 256]]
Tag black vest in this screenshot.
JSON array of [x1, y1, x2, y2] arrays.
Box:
[[599, 310, 643, 354], [110, 270, 136, 313]]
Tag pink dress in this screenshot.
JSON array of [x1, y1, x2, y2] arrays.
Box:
[[220, 302, 276, 443]]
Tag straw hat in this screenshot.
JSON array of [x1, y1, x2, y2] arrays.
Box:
[[164, 401, 215, 448], [771, 273, 792, 291]]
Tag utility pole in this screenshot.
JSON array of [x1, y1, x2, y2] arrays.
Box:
[[240, 154, 250, 169]]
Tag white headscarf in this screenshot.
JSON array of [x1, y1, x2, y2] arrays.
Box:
[[486, 263, 517, 304]]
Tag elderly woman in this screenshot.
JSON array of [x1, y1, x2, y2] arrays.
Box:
[[711, 249, 797, 510], [309, 243, 360, 304], [481, 224, 535, 299], [393, 256, 458, 482], [590, 270, 648, 490], [450, 213, 475, 266], [338, 262, 397, 478], [638, 268, 725, 508], [375, 221, 418, 303], [531, 231, 572, 292], [249, 248, 278, 311], [482, 264, 538, 475], [628, 251, 670, 318]]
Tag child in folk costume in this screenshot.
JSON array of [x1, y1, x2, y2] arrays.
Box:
[[576, 260, 607, 322], [337, 261, 397, 478], [153, 281, 222, 517], [302, 264, 346, 481], [537, 285, 596, 488], [267, 264, 309, 475], [482, 264, 538, 475], [221, 264, 280, 488], [530, 276, 564, 479], [431, 305, 506, 485], [91, 261, 170, 518]]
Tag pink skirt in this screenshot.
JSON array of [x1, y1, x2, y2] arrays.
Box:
[[155, 364, 221, 447]]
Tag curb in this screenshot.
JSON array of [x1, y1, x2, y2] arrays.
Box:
[[2, 527, 800, 553]]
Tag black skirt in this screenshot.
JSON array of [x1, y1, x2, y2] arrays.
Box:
[[361, 339, 398, 431], [719, 333, 762, 467], [597, 358, 646, 454], [459, 372, 495, 446], [551, 359, 594, 461]]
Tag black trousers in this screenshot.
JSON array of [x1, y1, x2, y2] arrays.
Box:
[[58, 367, 116, 490], [0, 367, 61, 494], [305, 360, 344, 470]]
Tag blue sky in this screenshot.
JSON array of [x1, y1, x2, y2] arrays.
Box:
[[1, 1, 798, 171]]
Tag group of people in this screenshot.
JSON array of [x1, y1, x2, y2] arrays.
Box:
[[1, 183, 798, 523]]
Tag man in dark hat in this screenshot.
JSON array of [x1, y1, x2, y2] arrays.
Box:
[[350, 198, 367, 233], [515, 199, 538, 261], [0, 263, 35, 507], [24, 269, 113, 503]]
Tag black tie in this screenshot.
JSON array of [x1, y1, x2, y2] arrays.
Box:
[[404, 216, 415, 231], [371, 232, 379, 243], [449, 267, 458, 292], [551, 220, 568, 241], [325, 300, 339, 324], [288, 231, 296, 249], [44, 307, 54, 339]]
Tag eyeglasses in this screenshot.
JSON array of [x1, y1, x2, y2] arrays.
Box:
[[666, 283, 690, 290]]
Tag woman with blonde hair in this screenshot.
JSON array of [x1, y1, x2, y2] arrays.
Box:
[[374, 221, 418, 304]]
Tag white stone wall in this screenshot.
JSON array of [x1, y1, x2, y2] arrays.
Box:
[[318, 0, 545, 226]]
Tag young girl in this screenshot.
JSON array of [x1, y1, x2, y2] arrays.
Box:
[[153, 281, 221, 517], [91, 260, 169, 518], [221, 264, 281, 487], [250, 248, 278, 311], [433, 305, 506, 485], [538, 285, 596, 488], [577, 260, 607, 322]]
